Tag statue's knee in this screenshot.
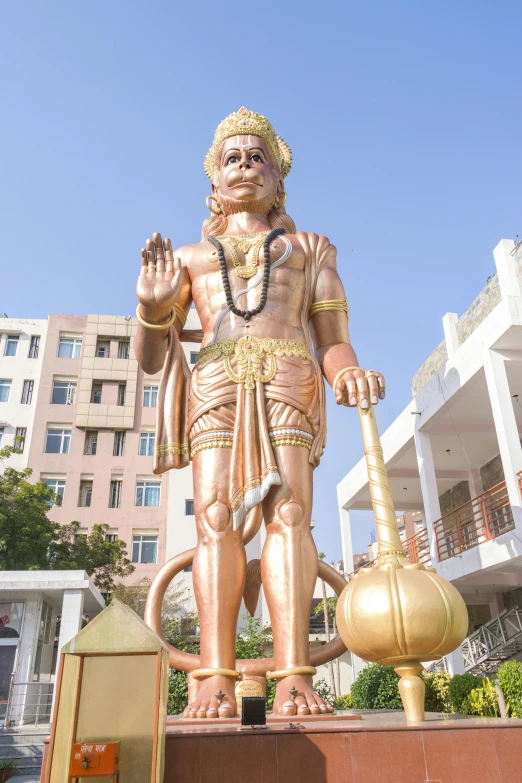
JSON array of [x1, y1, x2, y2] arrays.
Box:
[[203, 500, 231, 533], [277, 498, 306, 528]]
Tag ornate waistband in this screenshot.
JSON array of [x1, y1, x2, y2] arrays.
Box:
[[195, 335, 313, 391]]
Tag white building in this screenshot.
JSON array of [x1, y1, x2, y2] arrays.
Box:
[[0, 316, 48, 471], [337, 238, 522, 679]]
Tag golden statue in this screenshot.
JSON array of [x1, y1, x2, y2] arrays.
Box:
[[135, 107, 386, 719]]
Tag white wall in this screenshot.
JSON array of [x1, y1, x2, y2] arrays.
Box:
[[0, 317, 48, 472]]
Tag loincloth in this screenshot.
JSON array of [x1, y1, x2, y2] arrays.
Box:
[[188, 336, 323, 529]]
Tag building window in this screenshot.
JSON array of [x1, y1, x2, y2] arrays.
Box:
[[58, 337, 82, 359], [132, 535, 158, 564], [44, 478, 65, 504], [96, 340, 110, 358], [4, 335, 19, 357], [21, 380, 34, 405], [190, 351, 199, 365], [185, 499, 195, 515], [105, 533, 118, 543], [109, 479, 122, 508], [28, 335, 40, 359], [113, 431, 126, 456], [84, 430, 98, 455], [143, 385, 158, 408], [117, 340, 130, 359], [78, 479, 93, 507], [0, 380, 11, 403], [117, 383, 126, 406], [14, 427, 26, 453], [135, 480, 161, 507], [51, 380, 76, 405], [139, 432, 156, 457], [0, 427, 4, 446], [45, 428, 71, 454], [91, 383, 102, 404]]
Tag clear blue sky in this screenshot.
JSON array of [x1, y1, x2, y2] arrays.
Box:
[[2, 1, 521, 562]]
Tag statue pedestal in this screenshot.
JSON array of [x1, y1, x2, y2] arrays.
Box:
[[164, 711, 522, 783]]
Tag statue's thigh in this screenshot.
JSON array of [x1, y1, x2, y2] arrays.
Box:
[[263, 446, 314, 522], [192, 446, 233, 513]]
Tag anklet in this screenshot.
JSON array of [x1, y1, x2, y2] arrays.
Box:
[[266, 666, 317, 680], [191, 668, 243, 681]]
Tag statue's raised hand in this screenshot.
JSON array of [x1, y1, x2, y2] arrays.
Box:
[[137, 233, 183, 324]]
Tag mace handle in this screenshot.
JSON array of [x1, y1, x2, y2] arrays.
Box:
[[358, 405, 405, 561]]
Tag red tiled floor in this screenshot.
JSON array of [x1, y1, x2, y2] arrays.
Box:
[[351, 730, 426, 783], [276, 732, 353, 783], [492, 727, 522, 783], [423, 728, 502, 783]]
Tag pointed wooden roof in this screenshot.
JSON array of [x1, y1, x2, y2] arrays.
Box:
[[61, 599, 167, 655]]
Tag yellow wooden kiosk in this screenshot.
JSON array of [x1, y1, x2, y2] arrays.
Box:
[[43, 600, 168, 783]]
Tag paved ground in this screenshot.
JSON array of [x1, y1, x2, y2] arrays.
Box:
[[12, 776, 40, 782]]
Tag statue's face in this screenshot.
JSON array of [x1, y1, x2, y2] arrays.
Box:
[[216, 135, 280, 205]]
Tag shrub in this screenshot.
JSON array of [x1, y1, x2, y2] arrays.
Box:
[[423, 671, 451, 713], [464, 678, 500, 718], [168, 670, 189, 715], [448, 673, 481, 713], [351, 664, 402, 710], [313, 678, 335, 704], [498, 661, 522, 718], [334, 693, 353, 710]]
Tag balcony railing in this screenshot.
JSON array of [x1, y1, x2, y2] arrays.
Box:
[[403, 527, 431, 565], [434, 479, 515, 561]]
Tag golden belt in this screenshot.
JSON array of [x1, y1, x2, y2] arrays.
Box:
[[196, 335, 312, 392]]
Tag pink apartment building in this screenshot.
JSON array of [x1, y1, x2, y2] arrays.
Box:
[[27, 313, 170, 585]]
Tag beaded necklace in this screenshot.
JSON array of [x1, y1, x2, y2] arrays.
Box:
[[208, 227, 285, 321]]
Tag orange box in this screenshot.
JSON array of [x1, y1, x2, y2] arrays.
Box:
[[69, 740, 120, 778]]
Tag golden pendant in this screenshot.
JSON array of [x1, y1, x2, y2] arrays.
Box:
[[217, 231, 270, 279]]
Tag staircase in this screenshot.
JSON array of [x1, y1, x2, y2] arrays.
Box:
[[0, 726, 47, 780], [462, 606, 522, 675]]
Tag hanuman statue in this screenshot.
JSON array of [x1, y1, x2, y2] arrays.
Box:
[[135, 108, 385, 718]]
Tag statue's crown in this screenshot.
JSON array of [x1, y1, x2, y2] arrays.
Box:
[[204, 107, 292, 180]]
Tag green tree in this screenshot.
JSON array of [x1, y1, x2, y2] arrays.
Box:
[[351, 663, 403, 710], [0, 448, 58, 570], [497, 661, 522, 718], [0, 447, 134, 592], [447, 673, 481, 714], [49, 522, 134, 593]]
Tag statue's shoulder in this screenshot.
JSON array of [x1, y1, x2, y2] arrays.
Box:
[[293, 231, 337, 257], [172, 241, 209, 268]]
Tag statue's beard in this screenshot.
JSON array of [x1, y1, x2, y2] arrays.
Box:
[[218, 191, 277, 216]]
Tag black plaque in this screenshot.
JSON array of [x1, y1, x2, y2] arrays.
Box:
[[241, 696, 266, 727]]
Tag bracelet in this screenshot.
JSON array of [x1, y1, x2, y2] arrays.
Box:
[[191, 668, 243, 681], [309, 298, 349, 319], [136, 304, 176, 330], [266, 666, 317, 680], [332, 366, 361, 392]]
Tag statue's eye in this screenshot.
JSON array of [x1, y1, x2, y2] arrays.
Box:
[[226, 155, 239, 165], [250, 154, 262, 163]]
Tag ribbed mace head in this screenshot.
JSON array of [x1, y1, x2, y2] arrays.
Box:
[[336, 562, 468, 666]]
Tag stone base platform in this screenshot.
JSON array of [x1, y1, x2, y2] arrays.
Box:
[[164, 710, 522, 783]]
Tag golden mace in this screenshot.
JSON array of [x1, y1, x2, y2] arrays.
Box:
[[336, 405, 468, 721]]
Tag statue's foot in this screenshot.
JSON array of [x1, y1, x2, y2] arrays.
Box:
[[273, 674, 335, 716], [183, 675, 237, 719]]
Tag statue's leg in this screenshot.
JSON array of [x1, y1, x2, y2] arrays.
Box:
[[262, 446, 334, 716], [183, 445, 245, 719]]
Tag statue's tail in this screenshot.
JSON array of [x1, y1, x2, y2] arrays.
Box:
[[242, 504, 264, 616]]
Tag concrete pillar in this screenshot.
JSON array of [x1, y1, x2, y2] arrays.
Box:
[[57, 589, 84, 654], [493, 239, 520, 299], [339, 508, 354, 575], [442, 312, 459, 357], [483, 349, 522, 529], [445, 647, 465, 676], [467, 467, 484, 499], [414, 429, 441, 563]]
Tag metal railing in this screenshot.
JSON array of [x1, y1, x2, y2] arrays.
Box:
[[4, 680, 54, 728], [402, 527, 431, 565], [462, 606, 522, 675], [433, 479, 514, 561]]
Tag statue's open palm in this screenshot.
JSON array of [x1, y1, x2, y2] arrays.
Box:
[[137, 233, 183, 320]]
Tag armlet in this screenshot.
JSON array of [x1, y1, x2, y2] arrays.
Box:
[[174, 303, 187, 328], [308, 298, 349, 319]]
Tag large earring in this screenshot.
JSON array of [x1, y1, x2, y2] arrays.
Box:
[[206, 195, 222, 215], [274, 192, 288, 210]]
